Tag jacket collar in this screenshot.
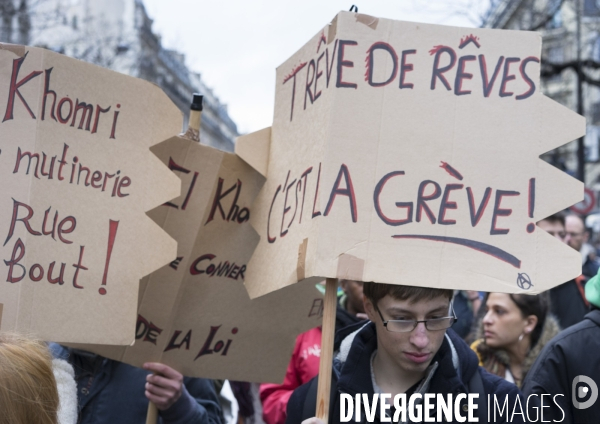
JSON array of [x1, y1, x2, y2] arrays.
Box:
[[585, 308, 600, 326]]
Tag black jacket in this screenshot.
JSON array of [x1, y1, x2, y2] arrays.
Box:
[[286, 322, 525, 424], [50, 344, 222, 424], [336, 302, 364, 333], [451, 291, 476, 338], [550, 279, 590, 330], [521, 309, 600, 424]]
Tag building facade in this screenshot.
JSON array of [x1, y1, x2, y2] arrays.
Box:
[[0, 0, 29, 45], [0, 0, 238, 152]]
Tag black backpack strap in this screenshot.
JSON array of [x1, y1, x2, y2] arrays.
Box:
[[302, 373, 338, 423], [468, 369, 488, 421]]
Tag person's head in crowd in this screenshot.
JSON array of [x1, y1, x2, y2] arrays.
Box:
[[339, 279, 365, 315], [482, 293, 548, 352], [565, 213, 587, 252], [363, 282, 453, 378], [537, 212, 566, 242], [0, 333, 59, 424], [475, 291, 557, 387]]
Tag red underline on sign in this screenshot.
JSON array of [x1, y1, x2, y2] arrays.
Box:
[[392, 234, 521, 269]]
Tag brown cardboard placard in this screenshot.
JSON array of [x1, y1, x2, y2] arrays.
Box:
[[237, 12, 584, 298], [67, 134, 323, 382], [235, 126, 271, 177], [0, 44, 181, 344]]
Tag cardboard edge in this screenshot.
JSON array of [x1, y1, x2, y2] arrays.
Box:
[[235, 127, 272, 177], [355, 13, 379, 30], [536, 95, 586, 155], [328, 15, 338, 43], [336, 254, 365, 281], [0, 42, 26, 57]]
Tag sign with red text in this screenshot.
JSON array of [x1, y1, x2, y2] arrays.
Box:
[[237, 12, 584, 298], [0, 44, 181, 344], [67, 134, 323, 382]]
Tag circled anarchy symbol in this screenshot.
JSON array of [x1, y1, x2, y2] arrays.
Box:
[[517, 273, 533, 290]]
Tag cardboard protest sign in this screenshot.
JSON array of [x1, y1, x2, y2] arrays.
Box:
[[67, 133, 323, 383], [237, 12, 584, 298], [0, 44, 181, 344]]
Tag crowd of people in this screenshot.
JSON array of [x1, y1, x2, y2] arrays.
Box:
[[2, 212, 599, 423]]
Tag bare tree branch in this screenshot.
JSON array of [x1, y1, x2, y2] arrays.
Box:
[[529, 0, 565, 31]]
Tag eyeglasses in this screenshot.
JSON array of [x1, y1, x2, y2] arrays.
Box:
[[376, 304, 457, 333]]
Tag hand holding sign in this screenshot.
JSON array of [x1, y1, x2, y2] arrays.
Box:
[[144, 362, 184, 411]]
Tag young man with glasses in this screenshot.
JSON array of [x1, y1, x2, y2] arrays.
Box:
[[286, 282, 526, 424]]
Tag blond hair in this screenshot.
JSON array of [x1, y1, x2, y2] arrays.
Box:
[[0, 333, 59, 424]]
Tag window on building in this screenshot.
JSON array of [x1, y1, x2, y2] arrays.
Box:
[[547, 45, 564, 63], [116, 43, 130, 54], [595, 38, 600, 61], [591, 102, 600, 125], [546, 0, 563, 29], [585, 125, 600, 162], [543, 45, 564, 82], [550, 10, 562, 28]]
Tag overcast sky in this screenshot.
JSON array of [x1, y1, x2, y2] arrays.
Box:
[[143, 1, 484, 134]]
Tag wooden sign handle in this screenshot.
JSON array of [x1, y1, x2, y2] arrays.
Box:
[[315, 278, 338, 422], [146, 400, 158, 424]]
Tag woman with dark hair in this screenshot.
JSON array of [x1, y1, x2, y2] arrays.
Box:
[[470, 292, 560, 387]]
